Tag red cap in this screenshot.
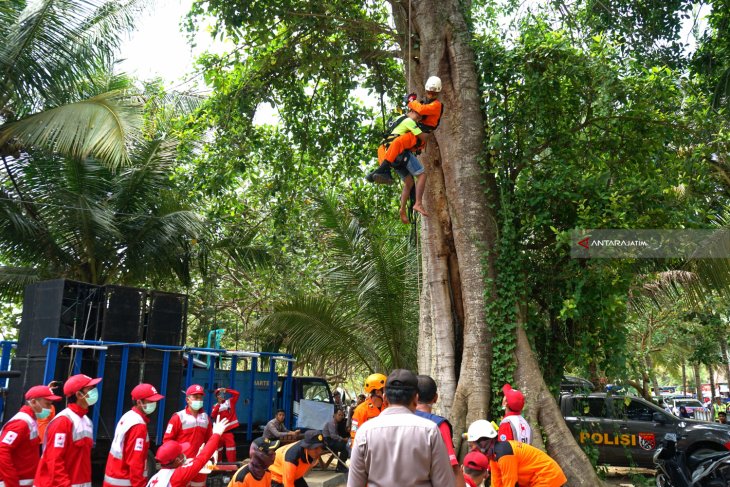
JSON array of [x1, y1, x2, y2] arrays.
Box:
[[502, 383, 525, 412], [185, 384, 204, 396], [131, 383, 164, 402], [25, 385, 61, 401], [156, 441, 183, 464], [63, 374, 102, 397], [463, 451, 490, 471]]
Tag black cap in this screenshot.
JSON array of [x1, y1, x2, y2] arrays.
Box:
[[300, 430, 325, 449], [253, 436, 280, 453], [386, 369, 418, 391]]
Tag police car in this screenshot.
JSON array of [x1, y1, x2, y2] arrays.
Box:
[[560, 392, 730, 468]]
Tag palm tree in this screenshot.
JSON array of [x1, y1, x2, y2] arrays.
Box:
[[0, 0, 145, 167], [258, 193, 419, 373], [0, 134, 205, 296]]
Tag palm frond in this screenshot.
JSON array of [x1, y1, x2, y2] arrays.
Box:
[[0, 265, 40, 300], [259, 295, 379, 371], [0, 0, 144, 111], [0, 90, 143, 167]]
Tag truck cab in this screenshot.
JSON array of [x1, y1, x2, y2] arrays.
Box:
[[560, 392, 730, 468]]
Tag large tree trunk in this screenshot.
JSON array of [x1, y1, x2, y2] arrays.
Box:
[[398, 0, 493, 429], [395, 0, 605, 484], [721, 339, 730, 393], [694, 363, 702, 399]]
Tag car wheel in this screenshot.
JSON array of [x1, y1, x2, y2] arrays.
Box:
[[655, 472, 674, 487]]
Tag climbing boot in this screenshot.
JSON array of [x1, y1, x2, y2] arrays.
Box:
[[366, 162, 394, 185]]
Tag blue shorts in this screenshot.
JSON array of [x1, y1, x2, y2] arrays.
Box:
[[394, 151, 424, 180]]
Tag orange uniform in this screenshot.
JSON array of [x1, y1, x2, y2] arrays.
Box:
[[227, 465, 271, 487], [489, 441, 567, 487], [349, 397, 382, 440], [268, 442, 317, 487], [408, 98, 444, 132]]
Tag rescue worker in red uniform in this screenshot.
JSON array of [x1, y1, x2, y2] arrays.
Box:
[[211, 387, 240, 462], [147, 417, 229, 487], [498, 383, 532, 444], [461, 451, 490, 487], [34, 373, 102, 487], [349, 373, 386, 442], [104, 383, 165, 487], [0, 385, 60, 487], [269, 430, 325, 487], [163, 384, 211, 487]]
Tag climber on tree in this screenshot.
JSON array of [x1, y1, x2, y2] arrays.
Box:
[[365, 76, 444, 224]]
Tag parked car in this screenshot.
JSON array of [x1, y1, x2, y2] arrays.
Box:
[[560, 375, 594, 392], [668, 398, 708, 418], [560, 392, 730, 468]]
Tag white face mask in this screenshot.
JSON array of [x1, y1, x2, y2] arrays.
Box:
[[189, 400, 204, 411], [142, 402, 157, 414]]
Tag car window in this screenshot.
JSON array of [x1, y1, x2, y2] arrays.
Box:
[[616, 399, 656, 421], [572, 398, 609, 418]]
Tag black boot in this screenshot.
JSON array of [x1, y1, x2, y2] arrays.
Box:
[[366, 162, 394, 185]]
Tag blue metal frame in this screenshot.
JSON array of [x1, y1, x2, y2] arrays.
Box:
[[0, 341, 17, 420], [33, 338, 295, 442]]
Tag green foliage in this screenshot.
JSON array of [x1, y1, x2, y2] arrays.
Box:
[[474, 12, 719, 391], [0, 1, 146, 166], [0, 134, 203, 295], [257, 193, 418, 374]]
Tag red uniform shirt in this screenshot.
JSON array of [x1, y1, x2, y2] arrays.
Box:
[[34, 403, 94, 487], [0, 406, 40, 487], [147, 433, 221, 487], [163, 408, 212, 458], [103, 407, 150, 487], [211, 390, 239, 431]]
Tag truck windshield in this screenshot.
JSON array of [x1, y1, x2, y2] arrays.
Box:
[[302, 382, 330, 402]]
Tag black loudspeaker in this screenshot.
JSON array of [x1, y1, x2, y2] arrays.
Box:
[[16, 280, 102, 358], [100, 285, 145, 343], [4, 355, 97, 416], [92, 356, 183, 442], [146, 292, 187, 347]]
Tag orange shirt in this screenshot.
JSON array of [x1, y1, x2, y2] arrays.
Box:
[[350, 397, 382, 439], [408, 98, 443, 130], [268, 442, 317, 487], [489, 441, 567, 487], [228, 465, 271, 487]]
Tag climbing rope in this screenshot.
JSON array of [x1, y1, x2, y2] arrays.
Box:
[[407, 0, 412, 92]]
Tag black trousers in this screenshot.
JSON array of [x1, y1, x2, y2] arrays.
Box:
[[272, 479, 308, 487]]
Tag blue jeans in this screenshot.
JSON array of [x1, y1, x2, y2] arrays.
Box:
[[394, 151, 424, 179]]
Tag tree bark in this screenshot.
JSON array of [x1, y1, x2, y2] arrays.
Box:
[[694, 363, 702, 399], [396, 1, 606, 483], [398, 0, 493, 429]]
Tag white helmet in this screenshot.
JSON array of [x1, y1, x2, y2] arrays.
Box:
[[466, 419, 497, 441], [425, 76, 442, 92]]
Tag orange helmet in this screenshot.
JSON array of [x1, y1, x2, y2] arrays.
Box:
[[364, 373, 387, 393]]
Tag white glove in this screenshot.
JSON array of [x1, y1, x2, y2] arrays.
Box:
[[212, 417, 230, 435]]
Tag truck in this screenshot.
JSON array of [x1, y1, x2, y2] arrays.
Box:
[[560, 392, 730, 468], [0, 337, 335, 481]]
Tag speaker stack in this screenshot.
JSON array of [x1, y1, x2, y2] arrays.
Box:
[[6, 281, 188, 441]]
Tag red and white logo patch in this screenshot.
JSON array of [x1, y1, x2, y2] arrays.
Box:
[[638, 433, 656, 451], [134, 438, 145, 451], [499, 434, 507, 441], [54, 432, 66, 448], [2, 431, 17, 445]]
